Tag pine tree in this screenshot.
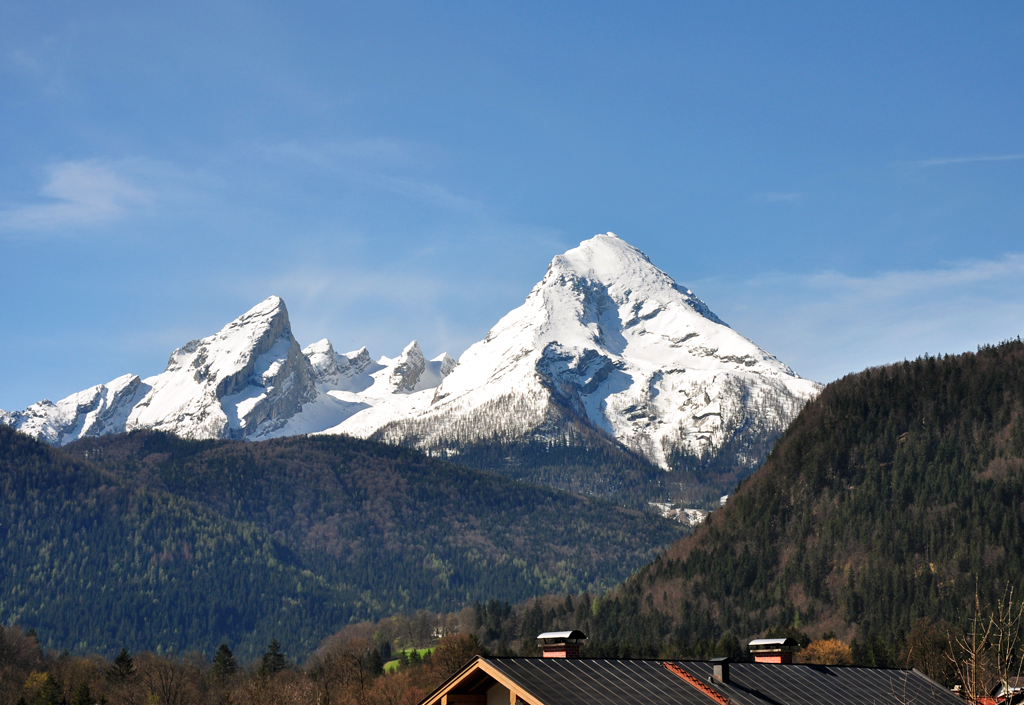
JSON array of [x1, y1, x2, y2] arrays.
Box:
[[369, 648, 384, 676], [258, 638, 287, 676], [29, 675, 62, 705], [71, 682, 94, 705], [106, 648, 134, 683], [211, 643, 237, 682]]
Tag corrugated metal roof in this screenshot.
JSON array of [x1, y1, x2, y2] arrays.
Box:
[[484, 658, 718, 705], [424, 657, 965, 705], [679, 661, 964, 705]]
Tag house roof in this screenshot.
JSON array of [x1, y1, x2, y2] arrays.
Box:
[[684, 660, 959, 705], [485, 658, 719, 705], [420, 657, 963, 705]]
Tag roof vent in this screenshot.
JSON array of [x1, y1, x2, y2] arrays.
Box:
[[711, 657, 730, 684], [537, 630, 586, 659], [748, 637, 799, 664]]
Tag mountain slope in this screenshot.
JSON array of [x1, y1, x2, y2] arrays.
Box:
[[0, 426, 681, 658], [575, 340, 1024, 651], [0, 425, 353, 662]]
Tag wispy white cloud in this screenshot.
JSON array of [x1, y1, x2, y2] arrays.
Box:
[[234, 264, 461, 358], [907, 154, 1024, 168], [694, 254, 1024, 384], [259, 264, 449, 309], [5, 37, 69, 95], [753, 192, 804, 204], [379, 176, 486, 215], [0, 160, 151, 231], [0, 158, 215, 233]]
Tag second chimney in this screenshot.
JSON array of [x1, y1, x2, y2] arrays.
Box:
[[748, 637, 799, 664], [537, 631, 587, 658]]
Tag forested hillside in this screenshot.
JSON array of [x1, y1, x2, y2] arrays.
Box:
[[426, 424, 672, 509], [0, 428, 681, 660], [418, 415, 778, 510], [579, 340, 1024, 657]]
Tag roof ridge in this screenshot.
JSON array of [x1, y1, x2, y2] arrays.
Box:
[[664, 661, 730, 705]]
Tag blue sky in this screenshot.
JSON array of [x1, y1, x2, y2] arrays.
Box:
[[2, 2, 1023, 410]]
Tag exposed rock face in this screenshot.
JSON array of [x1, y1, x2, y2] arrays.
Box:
[[0, 374, 146, 446], [381, 341, 455, 394], [126, 296, 319, 440], [387, 341, 428, 393]]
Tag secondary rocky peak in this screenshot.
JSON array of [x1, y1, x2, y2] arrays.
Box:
[[123, 295, 319, 441], [0, 374, 147, 446], [387, 341, 427, 393], [303, 339, 340, 383]]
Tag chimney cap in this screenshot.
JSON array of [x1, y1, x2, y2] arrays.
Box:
[[710, 656, 732, 663], [748, 638, 798, 650], [537, 630, 587, 643]]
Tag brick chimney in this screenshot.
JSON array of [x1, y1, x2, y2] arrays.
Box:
[[748, 638, 798, 664], [537, 631, 586, 658]]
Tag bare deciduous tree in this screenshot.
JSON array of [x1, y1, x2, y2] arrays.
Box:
[[947, 587, 1024, 704]]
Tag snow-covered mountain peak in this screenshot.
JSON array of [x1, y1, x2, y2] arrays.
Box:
[[543, 233, 725, 327], [126, 294, 318, 440], [342, 232, 820, 475], [552, 232, 659, 288], [162, 295, 291, 386]]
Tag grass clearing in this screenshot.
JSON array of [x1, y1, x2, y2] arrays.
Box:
[[383, 647, 435, 672]]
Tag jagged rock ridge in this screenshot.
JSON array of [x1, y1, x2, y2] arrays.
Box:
[[0, 297, 455, 444]]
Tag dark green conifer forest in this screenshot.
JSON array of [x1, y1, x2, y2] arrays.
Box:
[[0, 427, 680, 660]]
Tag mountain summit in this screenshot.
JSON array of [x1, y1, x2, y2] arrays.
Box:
[[328, 234, 819, 488], [1, 296, 320, 443], [2, 233, 818, 504]]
